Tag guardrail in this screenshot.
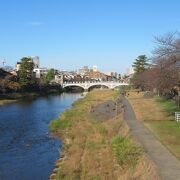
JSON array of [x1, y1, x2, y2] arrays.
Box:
[[175, 112, 180, 122]]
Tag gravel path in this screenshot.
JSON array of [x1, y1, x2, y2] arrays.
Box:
[[122, 96, 180, 180]]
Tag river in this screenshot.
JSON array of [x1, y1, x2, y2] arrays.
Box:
[[0, 93, 81, 180]]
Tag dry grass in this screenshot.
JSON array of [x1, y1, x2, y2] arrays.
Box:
[[127, 91, 166, 122], [50, 90, 159, 180], [127, 90, 180, 160], [0, 99, 16, 106]]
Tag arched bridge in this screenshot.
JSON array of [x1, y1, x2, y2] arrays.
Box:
[[62, 81, 129, 90]]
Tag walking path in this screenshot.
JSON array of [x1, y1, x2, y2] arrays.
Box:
[[122, 97, 180, 180]]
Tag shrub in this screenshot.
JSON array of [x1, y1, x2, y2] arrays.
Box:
[[111, 136, 143, 167]]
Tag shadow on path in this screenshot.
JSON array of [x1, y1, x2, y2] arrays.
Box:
[[122, 96, 180, 180]]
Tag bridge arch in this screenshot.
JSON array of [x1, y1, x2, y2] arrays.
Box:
[[87, 83, 110, 90], [63, 84, 85, 90]]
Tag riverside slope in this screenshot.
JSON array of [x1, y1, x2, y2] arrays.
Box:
[[122, 96, 180, 180], [50, 90, 159, 180]]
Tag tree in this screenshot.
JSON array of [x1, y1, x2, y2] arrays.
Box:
[[152, 32, 180, 97], [131, 32, 180, 99], [0, 73, 20, 93], [18, 57, 35, 88], [131, 55, 150, 90], [132, 55, 149, 73], [7, 81, 21, 92], [45, 69, 55, 83]]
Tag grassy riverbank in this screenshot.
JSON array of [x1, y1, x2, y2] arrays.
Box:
[[127, 91, 180, 160], [0, 99, 17, 106], [0, 92, 41, 106], [0, 89, 64, 106], [50, 90, 159, 180]]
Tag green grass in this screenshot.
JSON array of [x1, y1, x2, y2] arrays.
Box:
[[49, 99, 86, 132], [64, 108, 86, 118], [143, 96, 180, 159], [97, 124, 107, 135], [49, 119, 72, 132], [156, 97, 179, 116], [148, 121, 180, 159], [154, 121, 180, 134], [111, 136, 143, 167]]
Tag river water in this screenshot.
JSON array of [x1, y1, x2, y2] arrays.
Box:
[[0, 93, 81, 180]]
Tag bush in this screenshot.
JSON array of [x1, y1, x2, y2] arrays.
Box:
[[111, 136, 143, 167]]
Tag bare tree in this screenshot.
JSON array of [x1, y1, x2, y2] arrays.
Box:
[[131, 32, 180, 99], [152, 32, 180, 97]]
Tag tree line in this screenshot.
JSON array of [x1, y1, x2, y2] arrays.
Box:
[[0, 57, 57, 94], [131, 32, 180, 99]]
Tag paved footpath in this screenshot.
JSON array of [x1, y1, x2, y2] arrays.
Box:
[[122, 97, 180, 180]]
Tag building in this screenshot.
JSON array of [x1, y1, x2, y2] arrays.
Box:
[[78, 66, 89, 75], [30, 56, 40, 68], [93, 65, 98, 72], [54, 74, 63, 84], [16, 62, 21, 71], [33, 68, 48, 78]]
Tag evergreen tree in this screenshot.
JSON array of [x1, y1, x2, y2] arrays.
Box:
[[18, 57, 35, 87], [45, 69, 55, 83], [131, 55, 150, 90], [132, 55, 149, 73]]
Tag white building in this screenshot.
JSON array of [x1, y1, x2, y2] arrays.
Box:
[[16, 62, 21, 71], [93, 65, 98, 72], [33, 68, 47, 78]]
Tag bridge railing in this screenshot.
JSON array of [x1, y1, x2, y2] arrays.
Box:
[[63, 81, 128, 84]]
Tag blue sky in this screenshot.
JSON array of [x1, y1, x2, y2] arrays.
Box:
[[0, 0, 180, 73]]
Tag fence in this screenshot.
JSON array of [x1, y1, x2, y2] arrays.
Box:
[[175, 112, 180, 122]]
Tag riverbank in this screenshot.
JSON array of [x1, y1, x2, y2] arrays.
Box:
[[127, 90, 180, 160], [0, 93, 44, 106], [0, 99, 17, 106], [50, 90, 159, 179], [0, 88, 64, 106]]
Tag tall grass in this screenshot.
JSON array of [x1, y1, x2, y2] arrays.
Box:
[[111, 136, 143, 167]]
